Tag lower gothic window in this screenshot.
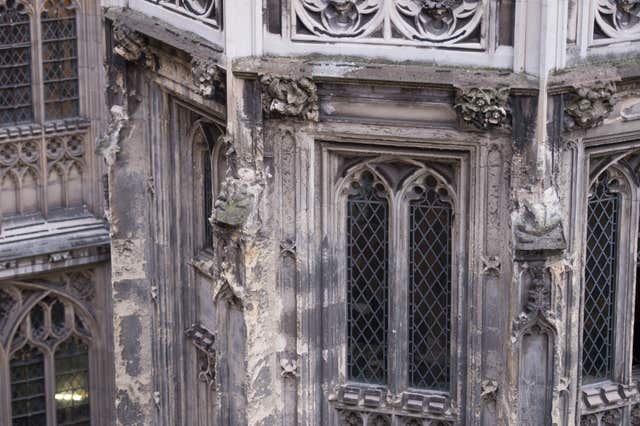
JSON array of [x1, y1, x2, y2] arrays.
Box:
[[1, 280, 97, 425], [327, 153, 463, 424]]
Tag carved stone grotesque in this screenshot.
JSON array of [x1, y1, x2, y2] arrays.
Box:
[[260, 74, 319, 121], [454, 87, 510, 130], [565, 82, 616, 130], [213, 168, 259, 228], [601, 408, 622, 426], [191, 57, 225, 99], [513, 188, 566, 252], [580, 414, 598, 426], [112, 24, 157, 70]]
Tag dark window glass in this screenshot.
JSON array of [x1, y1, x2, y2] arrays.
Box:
[[583, 174, 619, 382], [346, 171, 388, 384], [41, 0, 79, 121], [10, 345, 47, 426], [55, 336, 91, 426], [0, 0, 33, 125], [203, 140, 214, 248], [408, 176, 452, 390]]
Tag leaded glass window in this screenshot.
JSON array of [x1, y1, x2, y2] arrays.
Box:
[[203, 132, 214, 249], [408, 176, 452, 390], [346, 171, 389, 384], [340, 163, 457, 395], [0, 0, 33, 126], [41, 0, 79, 121], [583, 173, 619, 382], [10, 345, 46, 426], [55, 336, 90, 426]]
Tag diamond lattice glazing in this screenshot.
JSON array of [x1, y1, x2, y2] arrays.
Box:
[[346, 172, 389, 384], [408, 181, 452, 390], [583, 175, 619, 382]]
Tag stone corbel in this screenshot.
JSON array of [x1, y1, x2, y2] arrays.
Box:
[[185, 323, 216, 388], [564, 81, 617, 130], [112, 23, 157, 70], [454, 87, 510, 130], [259, 74, 319, 121], [191, 57, 225, 99]]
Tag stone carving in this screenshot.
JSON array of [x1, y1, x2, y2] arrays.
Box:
[[294, 0, 483, 46], [97, 105, 129, 167], [513, 188, 566, 252], [481, 256, 500, 275], [142, 0, 221, 27], [595, 0, 640, 41], [191, 57, 225, 99], [525, 270, 550, 314], [112, 24, 157, 70], [454, 88, 510, 129], [280, 239, 297, 257], [294, 0, 383, 37], [602, 408, 622, 425], [185, 323, 216, 388], [565, 82, 616, 130], [280, 357, 298, 378], [580, 414, 598, 426], [213, 169, 258, 228], [340, 410, 364, 426], [481, 379, 499, 401], [394, 0, 482, 44], [260, 75, 319, 121]]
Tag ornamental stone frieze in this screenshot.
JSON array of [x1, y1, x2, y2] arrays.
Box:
[[191, 57, 225, 99], [564, 82, 617, 130], [112, 24, 157, 70], [453, 87, 510, 130], [259, 74, 319, 121]]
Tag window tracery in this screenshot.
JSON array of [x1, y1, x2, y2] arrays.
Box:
[[327, 155, 462, 423], [142, 0, 222, 28], [594, 0, 640, 43], [0, 275, 98, 425]]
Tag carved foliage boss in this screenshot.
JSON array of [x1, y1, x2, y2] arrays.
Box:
[[454, 87, 510, 129], [565, 82, 616, 130], [260, 74, 319, 121]]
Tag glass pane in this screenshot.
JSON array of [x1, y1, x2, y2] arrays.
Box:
[[408, 176, 452, 390], [55, 335, 91, 426], [583, 174, 619, 382], [346, 171, 388, 384], [41, 0, 79, 121], [0, 0, 33, 125], [203, 146, 213, 248], [10, 345, 47, 426]]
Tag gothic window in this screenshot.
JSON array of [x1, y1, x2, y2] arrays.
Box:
[[190, 119, 224, 251], [327, 155, 462, 423], [0, 0, 33, 126], [0, 278, 100, 426], [583, 173, 619, 382]]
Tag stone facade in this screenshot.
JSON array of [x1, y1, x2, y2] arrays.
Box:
[[4, 0, 640, 425]]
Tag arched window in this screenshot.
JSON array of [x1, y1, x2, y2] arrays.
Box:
[[583, 172, 620, 382], [2, 287, 94, 425], [346, 170, 389, 384], [335, 158, 460, 403], [0, 0, 33, 126]]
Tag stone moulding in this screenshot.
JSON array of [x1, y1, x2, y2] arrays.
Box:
[[259, 74, 319, 122], [112, 23, 157, 70], [564, 82, 617, 130], [191, 57, 225, 99], [453, 87, 510, 130]]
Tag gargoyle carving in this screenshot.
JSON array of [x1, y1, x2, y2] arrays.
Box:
[[112, 24, 157, 70], [191, 57, 225, 99], [260, 74, 319, 121], [565, 82, 616, 130], [454, 87, 510, 130]]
